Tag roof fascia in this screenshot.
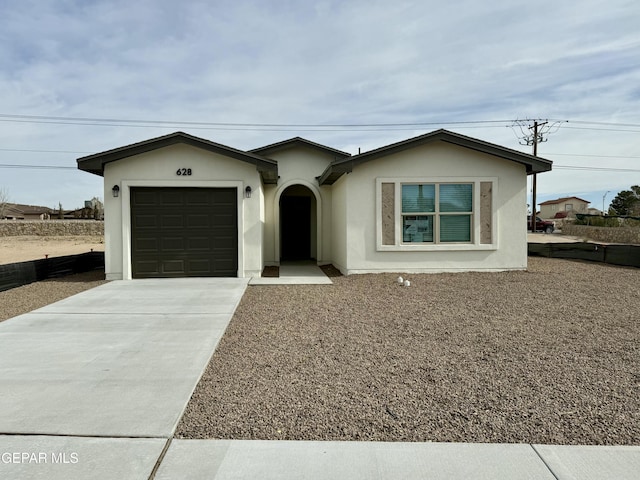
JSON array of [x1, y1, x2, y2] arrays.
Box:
[[77, 132, 278, 182], [319, 129, 552, 184]]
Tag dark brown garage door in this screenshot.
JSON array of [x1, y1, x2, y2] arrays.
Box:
[[130, 187, 238, 278]]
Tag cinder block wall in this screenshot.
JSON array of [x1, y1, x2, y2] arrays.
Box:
[[562, 224, 640, 245], [0, 220, 104, 237]]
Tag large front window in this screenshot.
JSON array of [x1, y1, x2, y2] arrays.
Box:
[[402, 183, 472, 243]]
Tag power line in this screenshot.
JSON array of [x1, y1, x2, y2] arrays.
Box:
[[553, 165, 640, 172], [0, 113, 513, 128], [0, 164, 77, 170], [1, 113, 640, 135], [546, 153, 640, 159], [556, 119, 640, 128], [562, 126, 640, 133], [0, 148, 93, 154]]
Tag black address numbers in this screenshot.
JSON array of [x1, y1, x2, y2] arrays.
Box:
[[176, 168, 192, 176]]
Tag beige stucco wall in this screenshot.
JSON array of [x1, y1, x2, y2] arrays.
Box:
[[330, 174, 348, 272], [261, 146, 335, 265], [331, 142, 528, 274], [103, 144, 262, 280]]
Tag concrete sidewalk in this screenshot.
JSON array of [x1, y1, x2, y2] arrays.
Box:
[[1, 277, 638, 480], [154, 440, 640, 480]]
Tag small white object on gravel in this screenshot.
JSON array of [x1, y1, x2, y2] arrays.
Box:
[[397, 276, 404, 284], [403, 279, 411, 287]]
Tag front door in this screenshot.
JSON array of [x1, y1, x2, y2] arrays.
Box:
[[280, 195, 311, 261]]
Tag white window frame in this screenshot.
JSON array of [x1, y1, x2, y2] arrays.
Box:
[[376, 177, 498, 252]]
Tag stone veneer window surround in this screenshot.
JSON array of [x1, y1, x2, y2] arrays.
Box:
[[376, 177, 497, 251], [381, 183, 395, 245]]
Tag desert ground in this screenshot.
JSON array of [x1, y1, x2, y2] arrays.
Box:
[[0, 235, 105, 265]]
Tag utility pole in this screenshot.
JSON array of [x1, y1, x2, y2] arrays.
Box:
[[510, 119, 563, 232], [530, 121, 545, 232]]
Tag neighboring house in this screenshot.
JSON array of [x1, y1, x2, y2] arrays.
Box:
[[77, 129, 552, 280], [539, 197, 589, 219], [1, 203, 53, 220]]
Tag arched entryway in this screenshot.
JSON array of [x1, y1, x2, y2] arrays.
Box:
[[279, 184, 317, 261]]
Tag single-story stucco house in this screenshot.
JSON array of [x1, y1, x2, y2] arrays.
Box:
[[77, 129, 552, 280]]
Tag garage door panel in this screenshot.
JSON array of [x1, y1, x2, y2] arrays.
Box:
[[162, 259, 185, 273], [160, 191, 183, 205], [135, 260, 161, 275], [161, 215, 185, 228], [133, 214, 158, 229], [188, 259, 212, 274], [213, 233, 236, 247], [213, 258, 236, 274], [187, 237, 211, 251], [185, 190, 212, 205], [131, 187, 238, 278], [134, 238, 159, 252], [161, 237, 185, 251], [186, 214, 211, 228], [133, 191, 159, 206]]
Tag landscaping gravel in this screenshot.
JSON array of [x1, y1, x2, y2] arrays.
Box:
[[176, 258, 639, 445], [0, 270, 107, 322]]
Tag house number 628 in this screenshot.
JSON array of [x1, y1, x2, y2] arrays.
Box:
[[176, 168, 192, 176]]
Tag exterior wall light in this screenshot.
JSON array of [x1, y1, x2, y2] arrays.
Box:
[[112, 185, 120, 198], [245, 186, 252, 198]]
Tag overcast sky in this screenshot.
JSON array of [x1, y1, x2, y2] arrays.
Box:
[[1, 0, 638, 212]]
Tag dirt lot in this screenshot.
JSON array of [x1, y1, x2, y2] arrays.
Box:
[[0, 235, 104, 265], [0, 235, 107, 321], [176, 258, 639, 445]]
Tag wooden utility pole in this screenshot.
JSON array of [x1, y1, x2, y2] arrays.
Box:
[[530, 121, 539, 232], [512, 118, 561, 231], [530, 120, 546, 232]]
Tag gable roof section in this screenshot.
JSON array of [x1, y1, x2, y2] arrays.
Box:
[[318, 129, 553, 185], [540, 196, 589, 205], [1, 203, 53, 219], [250, 136, 351, 159], [77, 131, 279, 184]]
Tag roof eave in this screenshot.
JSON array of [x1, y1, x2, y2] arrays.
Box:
[[330, 129, 552, 175], [318, 162, 352, 185], [77, 132, 279, 182]]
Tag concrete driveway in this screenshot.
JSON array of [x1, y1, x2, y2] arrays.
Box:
[[0, 277, 248, 479]]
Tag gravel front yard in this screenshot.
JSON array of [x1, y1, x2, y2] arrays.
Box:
[[176, 258, 639, 445], [0, 270, 107, 322]]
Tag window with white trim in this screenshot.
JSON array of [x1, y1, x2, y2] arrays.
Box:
[[402, 183, 473, 243]]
